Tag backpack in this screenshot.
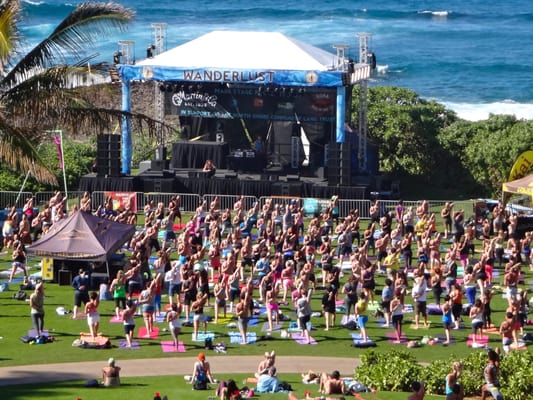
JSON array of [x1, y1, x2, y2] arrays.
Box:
[[345, 320, 358, 330], [204, 337, 213, 350], [13, 290, 27, 301]]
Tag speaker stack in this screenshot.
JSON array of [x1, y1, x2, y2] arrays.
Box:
[[96, 134, 121, 177], [327, 143, 351, 186]]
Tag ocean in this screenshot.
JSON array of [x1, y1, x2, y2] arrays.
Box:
[[18, 0, 533, 121]]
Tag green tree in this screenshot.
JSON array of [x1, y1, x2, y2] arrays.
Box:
[[439, 114, 533, 196], [0, 1, 166, 185], [351, 86, 457, 178]]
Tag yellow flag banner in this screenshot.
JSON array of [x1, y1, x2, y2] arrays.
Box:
[[509, 150, 533, 181]]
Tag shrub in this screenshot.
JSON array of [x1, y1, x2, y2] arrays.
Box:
[[499, 350, 533, 400], [354, 350, 421, 392]]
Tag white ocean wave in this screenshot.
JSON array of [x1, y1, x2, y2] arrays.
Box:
[[442, 101, 533, 121]]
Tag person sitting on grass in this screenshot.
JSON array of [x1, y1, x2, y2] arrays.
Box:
[[216, 379, 242, 400], [256, 366, 279, 393], [255, 350, 276, 379], [102, 357, 121, 387], [318, 370, 346, 395], [192, 352, 215, 390]]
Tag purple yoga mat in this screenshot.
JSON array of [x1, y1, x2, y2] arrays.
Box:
[[385, 331, 408, 344], [118, 339, 140, 349], [291, 332, 317, 345]]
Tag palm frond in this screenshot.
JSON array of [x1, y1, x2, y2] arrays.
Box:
[[0, 116, 57, 184], [0, 0, 21, 74], [4, 1, 134, 87]]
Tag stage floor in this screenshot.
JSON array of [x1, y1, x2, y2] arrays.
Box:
[[79, 168, 369, 199]]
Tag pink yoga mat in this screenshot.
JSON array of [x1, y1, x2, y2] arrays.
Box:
[[138, 326, 160, 338], [467, 334, 489, 347], [161, 340, 186, 353], [110, 316, 123, 323]]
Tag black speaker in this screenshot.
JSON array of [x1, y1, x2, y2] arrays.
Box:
[[96, 134, 121, 177]]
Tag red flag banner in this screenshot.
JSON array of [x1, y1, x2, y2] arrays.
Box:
[[54, 136, 63, 170]]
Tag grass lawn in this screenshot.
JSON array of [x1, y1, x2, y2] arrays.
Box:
[[2, 373, 447, 400], [0, 211, 531, 400]]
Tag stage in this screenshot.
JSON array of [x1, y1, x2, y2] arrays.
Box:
[[79, 168, 369, 199]]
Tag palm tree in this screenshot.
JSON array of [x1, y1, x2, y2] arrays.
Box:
[[0, 1, 160, 184]]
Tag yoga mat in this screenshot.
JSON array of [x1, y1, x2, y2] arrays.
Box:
[[434, 334, 455, 345], [161, 340, 186, 353], [403, 304, 414, 313], [427, 304, 443, 315], [118, 339, 140, 349], [138, 326, 160, 339], [228, 332, 257, 344], [28, 329, 49, 337], [291, 332, 317, 345], [192, 331, 215, 342], [351, 333, 373, 345], [110, 316, 123, 323], [467, 334, 489, 347], [154, 312, 167, 323], [409, 322, 432, 330], [80, 333, 109, 345], [71, 312, 86, 320], [248, 316, 259, 326], [261, 322, 283, 332], [385, 331, 408, 344]]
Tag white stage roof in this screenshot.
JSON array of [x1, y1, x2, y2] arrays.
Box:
[[137, 30, 340, 71]]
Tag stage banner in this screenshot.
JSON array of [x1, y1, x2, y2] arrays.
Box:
[[163, 83, 337, 123], [104, 192, 137, 213], [303, 198, 331, 215], [509, 150, 533, 181]]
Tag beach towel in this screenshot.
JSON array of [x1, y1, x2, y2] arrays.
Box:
[[161, 340, 186, 353], [385, 331, 408, 344], [291, 332, 317, 345], [79, 333, 110, 346], [193, 331, 215, 342], [228, 331, 257, 344], [138, 326, 160, 339], [118, 339, 140, 349]]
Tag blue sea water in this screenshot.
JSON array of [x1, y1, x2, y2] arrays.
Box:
[[18, 0, 533, 120]]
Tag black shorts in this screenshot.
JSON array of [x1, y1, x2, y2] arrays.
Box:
[[392, 314, 403, 325], [381, 300, 391, 312], [74, 290, 89, 307], [114, 296, 126, 309], [299, 314, 311, 328], [414, 301, 427, 316], [124, 324, 135, 334], [229, 289, 240, 302]]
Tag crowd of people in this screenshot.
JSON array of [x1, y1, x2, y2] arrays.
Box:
[[5, 189, 531, 398]]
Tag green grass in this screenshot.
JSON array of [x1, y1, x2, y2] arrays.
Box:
[[0, 258, 528, 367], [1, 214, 531, 400], [2, 373, 446, 400]]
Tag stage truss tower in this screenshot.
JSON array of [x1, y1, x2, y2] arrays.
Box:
[[151, 23, 168, 145], [357, 33, 371, 172]]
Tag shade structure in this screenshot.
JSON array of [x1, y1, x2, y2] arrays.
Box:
[[502, 174, 533, 205], [28, 211, 135, 261]]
